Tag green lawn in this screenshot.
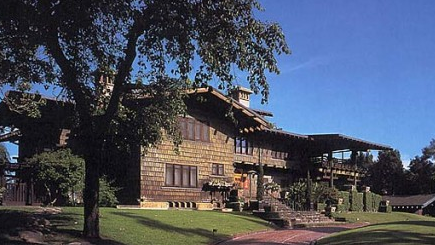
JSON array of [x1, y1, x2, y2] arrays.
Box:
[[0, 207, 273, 245], [318, 212, 435, 245]]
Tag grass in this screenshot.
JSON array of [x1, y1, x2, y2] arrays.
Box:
[[0, 207, 274, 245], [318, 212, 435, 245]]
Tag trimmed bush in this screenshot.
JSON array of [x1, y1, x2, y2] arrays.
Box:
[[336, 204, 347, 213], [379, 200, 393, 213], [363, 192, 373, 212], [338, 191, 350, 212], [317, 203, 327, 212], [372, 193, 382, 212], [350, 191, 363, 212]]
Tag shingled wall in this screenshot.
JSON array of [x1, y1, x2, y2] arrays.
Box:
[[140, 112, 235, 204]]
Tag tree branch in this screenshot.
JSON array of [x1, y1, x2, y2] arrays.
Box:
[[38, 0, 92, 118], [103, 18, 144, 125], [44, 28, 91, 118]]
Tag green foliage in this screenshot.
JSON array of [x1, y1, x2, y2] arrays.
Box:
[[0, 207, 273, 245], [350, 191, 363, 212], [422, 139, 435, 161], [264, 182, 280, 192], [338, 191, 350, 212], [99, 176, 120, 207], [363, 192, 373, 212], [379, 201, 392, 213], [355, 151, 374, 169], [336, 204, 347, 213], [0, 187, 5, 204], [285, 180, 308, 210], [319, 212, 435, 245], [365, 150, 404, 195], [372, 193, 382, 212], [318, 186, 339, 204], [317, 203, 327, 212], [27, 149, 85, 206], [0, 143, 10, 165], [407, 155, 435, 194]]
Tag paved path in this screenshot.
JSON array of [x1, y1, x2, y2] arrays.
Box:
[[219, 223, 368, 245]]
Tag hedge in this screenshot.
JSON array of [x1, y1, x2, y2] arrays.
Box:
[[318, 189, 383, 214], [363, 192, 373, 212], [338, 191, 350, 212], [336, 204, 347, 213], [350, 191, 363, 212], [317, 203, 327, 212], [372, 193, 382, 212], [379, 205, 392, 213]]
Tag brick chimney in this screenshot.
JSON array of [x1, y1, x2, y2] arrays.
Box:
[[231, 86, 253, 108]]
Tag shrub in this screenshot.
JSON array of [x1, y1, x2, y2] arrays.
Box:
[[338, 191, 350, 212], [99, 176, 120, 207], [350, 191, 363, 212], [317, 203, 327, 212], [379, 200, 392, 213], [336, 204, 347, 213], [372, 193, 382, 212], [363, 192, 373, 212]]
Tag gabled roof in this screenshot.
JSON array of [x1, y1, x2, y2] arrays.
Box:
[[1, 87, 392, 153], [263, 128, 309, 140], [187, 87, 271, 130], [308, 134, 392, 152], [383, 194, 435, 208], [188, 87, 391, 152]]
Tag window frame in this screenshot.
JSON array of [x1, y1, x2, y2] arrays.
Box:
[[271, 149, 289, 160], [179, 117, 210, 142], [165, 163, 198, 188], [235, 137, 253, 155], [212, 163, 225, 176]]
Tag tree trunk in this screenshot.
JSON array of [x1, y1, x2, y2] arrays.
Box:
[[83, 154, 100, 238]]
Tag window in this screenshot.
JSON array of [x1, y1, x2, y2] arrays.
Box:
[[212, 163, 225, 176], [235, 137, 253, 155], [165, 164, 197, 187], [179, 117, 210, 142], [271, 150, 288, 160]]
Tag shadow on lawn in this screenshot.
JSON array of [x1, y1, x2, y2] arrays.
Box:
[[0, 209, 125, 245], [321, 220, 435, 245], [112, 211, 230, 243]]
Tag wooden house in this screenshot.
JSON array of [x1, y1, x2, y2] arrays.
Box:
[[0, 86, 391, 208]]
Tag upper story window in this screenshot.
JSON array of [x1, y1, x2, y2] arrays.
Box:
[[271, 150, 288, 160], [235, 137, 253, 155], [179, 117, 210, 142], [212, 163, 224, 176]]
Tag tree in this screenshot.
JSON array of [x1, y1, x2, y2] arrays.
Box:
[[0, 0, 289, 237], [365, 150, 404, 195], [0, 144, 10, 165], [27, 149, 85, 206], [406, 139, 435, 194], [356, 151, 374, 169], [422, 139, 435, 161], [0, 144, 9, 204], [407, 156, 435, 194]]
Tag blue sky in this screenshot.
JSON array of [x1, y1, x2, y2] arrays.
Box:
[[245, 0, 435, 166], [2, 0, 435, 166]]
